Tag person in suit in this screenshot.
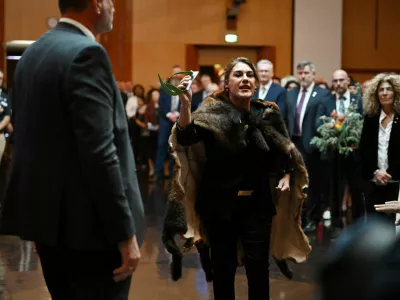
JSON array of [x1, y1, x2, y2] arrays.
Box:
[[284, 61, 330, 233], [154, 65, 181, 181], [252, 60, 286, 115], [316, 70, 364, 235], [191, 74, 215, 111], [0, 1, 145, 299], [359, 73, 400, 229]]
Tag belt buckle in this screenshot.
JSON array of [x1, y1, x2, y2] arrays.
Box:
[[237, 190, 254, 196]]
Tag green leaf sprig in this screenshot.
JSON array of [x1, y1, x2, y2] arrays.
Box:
[[158, 71, 194, 96]]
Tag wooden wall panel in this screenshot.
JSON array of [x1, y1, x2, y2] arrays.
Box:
[[4, 0, 59, 41], [343, 0, 400, 81], [99, 0, 133, 81], [0, 0, 4, 71], [133, 0, 293, 89]]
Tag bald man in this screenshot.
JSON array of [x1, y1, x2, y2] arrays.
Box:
[[316, 69, 364, 237]]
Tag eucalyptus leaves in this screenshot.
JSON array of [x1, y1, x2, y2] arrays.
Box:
[[158, 71, 199, 96]]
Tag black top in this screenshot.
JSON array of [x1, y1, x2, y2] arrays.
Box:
[[0, 22, 145, 250], [176, 110, 294, 217]]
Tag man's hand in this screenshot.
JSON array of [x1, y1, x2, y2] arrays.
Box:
[[113, 235, 141, 282], [168, 113, 178, 123], [375, 169, 392, 185], [375, 201, 400, 214]]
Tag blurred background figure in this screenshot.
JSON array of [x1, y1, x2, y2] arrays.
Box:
[[318, 217, 395, 300]]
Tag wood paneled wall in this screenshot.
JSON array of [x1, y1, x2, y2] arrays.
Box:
[[343, 0, 400, 82], [99, 0, 133, 81], [4, 0, 59, 41], [132, 0, 293, 89], [0, 0, 4, 71]]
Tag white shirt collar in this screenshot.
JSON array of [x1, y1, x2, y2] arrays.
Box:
[[260, 80, 273, 91], [379, 110, 391, 123], [336, 90, 350, 101], [302, 82, 315, 93], [59, 18, 96, 41]]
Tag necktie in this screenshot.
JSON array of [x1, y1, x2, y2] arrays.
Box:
[[260, 87, 267, 99], [295, 89, 307, 136], [339, 96, 346, 115]]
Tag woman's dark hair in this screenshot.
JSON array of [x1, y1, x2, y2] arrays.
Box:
[[284, 80, 300, 90], [59, 0, 90, 14], [133, 84, 145, 98], [145, 89, 159, 125], [223, 57, 259, 85]]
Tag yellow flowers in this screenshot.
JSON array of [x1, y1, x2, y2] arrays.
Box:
[[335, 123, 343, 130]]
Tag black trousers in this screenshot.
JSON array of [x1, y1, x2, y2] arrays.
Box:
[[36, 244, 131, 300], [331, 154, 365, 227], [202, 196, 272, 300], [365, 181, 399, 228]]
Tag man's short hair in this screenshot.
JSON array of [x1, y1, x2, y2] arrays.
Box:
[[257, 59, 274, 69], [297, 61, 316, 72], [58, 0, 90, 14]]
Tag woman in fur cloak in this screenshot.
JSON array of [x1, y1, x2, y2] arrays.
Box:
[[162, 57, 311, 300]]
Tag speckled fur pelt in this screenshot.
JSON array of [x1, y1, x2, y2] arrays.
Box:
[[163, 90, 312, 281]]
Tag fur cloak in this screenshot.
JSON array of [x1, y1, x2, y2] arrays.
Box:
[[163, 90, 312, 281]]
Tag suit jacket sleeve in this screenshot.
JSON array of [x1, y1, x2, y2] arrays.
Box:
[[276, 90, 286, 117], [159, 90, 171, 119], [65, 45, 135, 244]]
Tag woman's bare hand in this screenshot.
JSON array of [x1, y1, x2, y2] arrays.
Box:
[[177, 76, 193, 107], [276, 173, 290, 192], [375, 201, 400, 214]]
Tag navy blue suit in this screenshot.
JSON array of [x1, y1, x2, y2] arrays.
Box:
[[284, 85, 330, 226], [155, 89, 179, 178], [252, 82, 286, 116]]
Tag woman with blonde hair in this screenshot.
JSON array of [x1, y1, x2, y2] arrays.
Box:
[[359, 73, 400, 226]]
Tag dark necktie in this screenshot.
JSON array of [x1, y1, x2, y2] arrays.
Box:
[[295, 88, 307, 136], [339, 96, 346, 115]]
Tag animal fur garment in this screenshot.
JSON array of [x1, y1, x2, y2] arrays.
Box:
[[162, 90, 312, 281]]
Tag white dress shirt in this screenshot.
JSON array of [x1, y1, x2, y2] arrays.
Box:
[[297, 82, 315, 134], [377, 110, 393, 171], [259, 81, 273, 100], [125, 94, 138, 119], [335, 90, 351, 116], [59, 18, 96, 41], [166, 96, 180, 118]]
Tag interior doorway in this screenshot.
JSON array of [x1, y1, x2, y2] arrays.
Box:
[[185, 44, 276, 85]]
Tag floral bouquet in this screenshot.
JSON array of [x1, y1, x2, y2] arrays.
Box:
[[310, 104, 363, 157]]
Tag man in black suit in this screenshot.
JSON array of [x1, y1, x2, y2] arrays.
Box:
[[317, 70, 364, 232], [0, 1, 144, 299], [284, 61, 329, 232], [252, 59, 286, 115]]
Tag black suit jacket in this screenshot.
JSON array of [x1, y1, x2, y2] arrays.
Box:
[[252, 82, 286, 116], [0, 22, 145, 250], [285, 85, 329, 154], [316, 93, 363, 127], [359, 113, 400, 181], [191, 90, 205, 112]]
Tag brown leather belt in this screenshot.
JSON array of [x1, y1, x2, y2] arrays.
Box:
[[237, 190, 254, 196]]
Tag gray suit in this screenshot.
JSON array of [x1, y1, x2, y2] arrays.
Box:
[[0, 22, 145, 299]]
